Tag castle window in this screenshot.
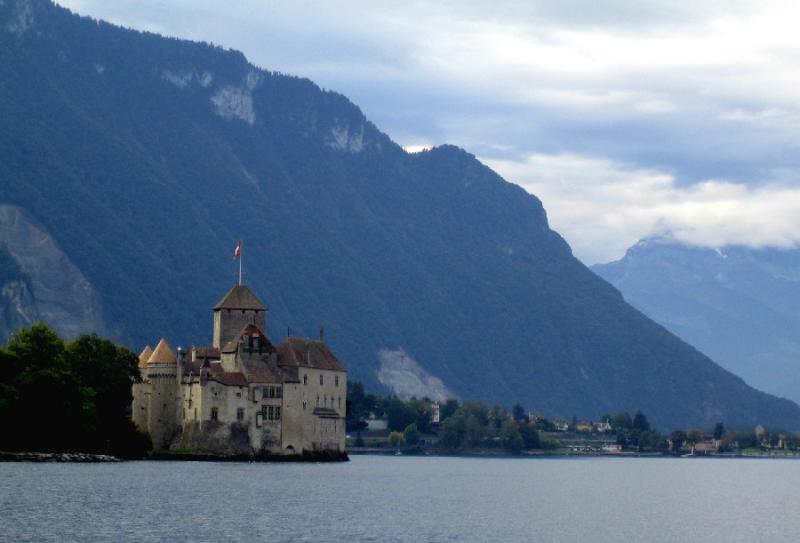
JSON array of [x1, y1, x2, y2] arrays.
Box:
[[303, 374, 308, 385], [316, 395, 320, 407], [276, 386, 283, 399], [237, 408, 244, 421], [210, 407, 218, 421], [335, 376, 339, 387], [236, 391, 241, 398], [194, 408, 197, 419], [268, 406, 275, 420], [320, 375, 324, 386], [302, 400, 307, 410], [275, 407, 281, 421]]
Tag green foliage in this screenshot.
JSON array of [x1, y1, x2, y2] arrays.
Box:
[[518, 422, 541, 449], [686, 429, 702, 444], [0, 323, 150, 457], [440, 399, 459, 422], [403, 423, 421, 446], [499, 419, 524, 453], [632, 411, 650, 432], [346, 381, 377, 432], [388, 431, 405, 449], [669, 430, 688, 451], [612, 412, 633, 430], [512, 403, 526, 422]]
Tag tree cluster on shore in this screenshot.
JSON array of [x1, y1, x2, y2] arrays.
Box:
[[347, 382, 552, 453], [0, 324, 151, 458]]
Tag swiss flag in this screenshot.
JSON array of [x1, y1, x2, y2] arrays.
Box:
[[233, 240, 242, 259]]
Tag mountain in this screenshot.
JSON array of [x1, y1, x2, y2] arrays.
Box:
[[1, 0, 798, 430], [593, 238, 800, 404]]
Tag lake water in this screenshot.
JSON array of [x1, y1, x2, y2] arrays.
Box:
[[1, 455, 797, 542]]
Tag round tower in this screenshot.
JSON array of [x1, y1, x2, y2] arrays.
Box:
[[131, 345, 153, 433], [145, 338, 178, 450]]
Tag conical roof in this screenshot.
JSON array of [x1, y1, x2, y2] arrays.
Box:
[[138, 345, 153, 368], [213, 284, 266, 310], [147, 338, 177, 364]]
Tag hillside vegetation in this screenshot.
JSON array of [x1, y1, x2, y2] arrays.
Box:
[[1, 0, 798, 429]]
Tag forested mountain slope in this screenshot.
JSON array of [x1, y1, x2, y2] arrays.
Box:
[[1, 0, 798, 429]]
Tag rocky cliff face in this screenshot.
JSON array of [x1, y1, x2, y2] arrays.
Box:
[[0, 205, 106, 340]]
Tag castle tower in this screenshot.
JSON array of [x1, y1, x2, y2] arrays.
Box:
[[145, 338, 178, 450], [131, 345, 154, 433], [137, 345, 152, 379], [212, 284, 267, 349]]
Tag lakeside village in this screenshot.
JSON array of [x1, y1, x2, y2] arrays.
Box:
[[345, 384, 800, 458], [1, 276, 800, 461]]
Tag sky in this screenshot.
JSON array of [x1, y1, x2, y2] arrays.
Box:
[[56, 0, 800, 264]]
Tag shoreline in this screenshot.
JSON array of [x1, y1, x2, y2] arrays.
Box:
[[347, 448, 800, 460], [0, 451, 121, 463], [0, 450, 349, 463]]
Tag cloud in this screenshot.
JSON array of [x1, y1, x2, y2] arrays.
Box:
[[488, 153, 800, 264], [55, 0, 800, 260]]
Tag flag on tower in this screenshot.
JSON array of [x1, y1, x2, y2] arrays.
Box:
[[234, 240, 241, 259]]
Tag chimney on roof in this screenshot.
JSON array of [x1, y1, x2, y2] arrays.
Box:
[[319, 326, 325, 342]]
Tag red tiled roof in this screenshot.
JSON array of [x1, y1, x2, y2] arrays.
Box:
[[207, 370, 248, 387], [221, 323, 277, 354], [276, 337, 346, 372], [213, 284, 266, 310]]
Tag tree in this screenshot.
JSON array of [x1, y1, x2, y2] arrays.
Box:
[[612, 412, 633, 430], [388, 431, 405, 449], [519, 422, 540, 449], [489, 405, 506, 429], [512, 403, 526, 422], [403, 423, 421, 446], [499, 419, 524, 453], [440, 415, 465, 449], [386, 398, 415, 432], [464, 414, 486, 447], [632, 411, 650, 432], [0, 324, 151, 457], [712, 422, 725, 440], [686, 429, 702, 445], [670, 430, 688, 451], [440, 399, 459, 422]]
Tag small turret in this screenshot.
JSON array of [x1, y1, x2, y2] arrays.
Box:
[[148, 338, 177, 365], [138, 345, 153, 368]]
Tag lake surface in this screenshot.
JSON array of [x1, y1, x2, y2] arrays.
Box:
[[1, 455, 797, 542]]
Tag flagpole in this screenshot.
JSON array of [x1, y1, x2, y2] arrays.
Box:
[[238, 240, 243, 285]]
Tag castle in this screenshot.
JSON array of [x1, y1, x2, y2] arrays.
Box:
[[132, 284, 347, 458]]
